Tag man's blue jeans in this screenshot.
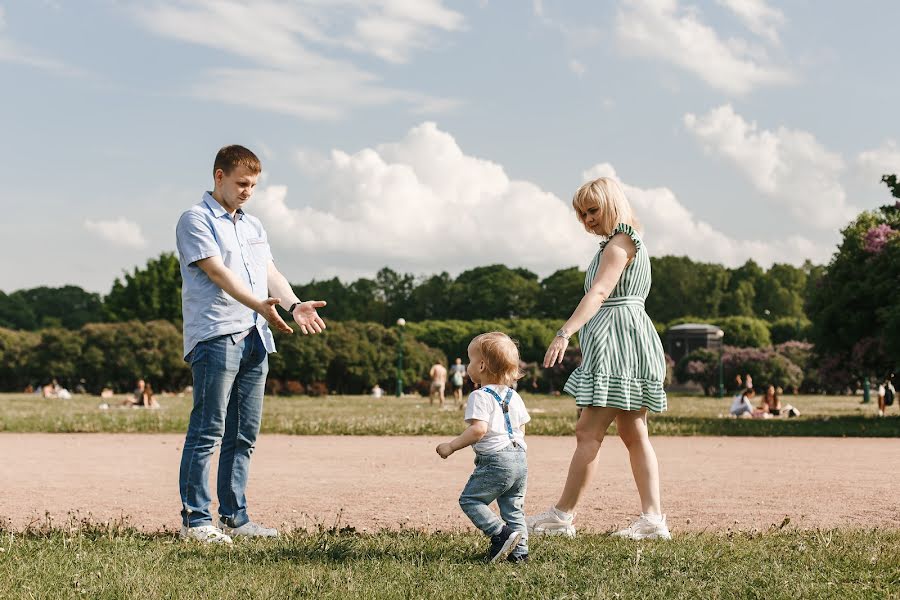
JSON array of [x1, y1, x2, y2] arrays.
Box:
[[179, 329, 268, 528], [458, 445, 528, 558]]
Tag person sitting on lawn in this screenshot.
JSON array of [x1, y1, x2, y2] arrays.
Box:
[[729, 387, 757, 418]]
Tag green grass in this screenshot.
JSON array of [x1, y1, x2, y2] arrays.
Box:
[[1, 525, 897, 599], [0, 393, 898, 437]]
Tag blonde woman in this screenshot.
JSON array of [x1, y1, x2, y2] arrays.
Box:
[[527, 177, 670, 540]]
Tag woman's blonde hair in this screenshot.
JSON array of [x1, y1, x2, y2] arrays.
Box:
[[469, 332, 522, 386], [572, 177, 640, 236]]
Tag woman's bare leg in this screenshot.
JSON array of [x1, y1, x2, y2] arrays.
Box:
[[555, 406, 619, 513], [615, 409, 661, 515]]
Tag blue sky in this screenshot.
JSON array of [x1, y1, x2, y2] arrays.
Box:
[[2, 0, 899, 293]]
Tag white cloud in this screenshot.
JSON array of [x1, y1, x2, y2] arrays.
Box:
[[582, 163, 833, 267], [716, 0, 785, 44], [616, 0, 792, 94], [248, 122, 830, 285], [253, 122, 597, 277], [857, 140, 900, 182], [684, 104, 856, 229], [133, 0, 463, 119], [83, 218, 147, 249]]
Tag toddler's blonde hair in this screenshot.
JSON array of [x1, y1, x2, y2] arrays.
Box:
[[470, 332, 522, 387], [572, 177, 640, 236]]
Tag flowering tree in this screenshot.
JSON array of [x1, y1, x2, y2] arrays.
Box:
[[806, 176, 900, 388]]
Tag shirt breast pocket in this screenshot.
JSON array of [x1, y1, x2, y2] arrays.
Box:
[[247, 237, 270, 268]]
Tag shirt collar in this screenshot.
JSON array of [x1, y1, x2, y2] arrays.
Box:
[[202, 191, 245, 220]]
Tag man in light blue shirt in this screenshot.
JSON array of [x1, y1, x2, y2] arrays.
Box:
[[175, 145, 327, 544]]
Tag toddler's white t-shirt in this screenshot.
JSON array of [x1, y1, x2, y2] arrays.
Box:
[[464, 384, 530, 453]]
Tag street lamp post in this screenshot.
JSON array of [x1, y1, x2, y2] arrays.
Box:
[[396, 318, 406, 397], [716, 329, 725, 398]]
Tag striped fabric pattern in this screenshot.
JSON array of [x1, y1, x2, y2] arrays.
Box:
[[563, 223, 668, 412]]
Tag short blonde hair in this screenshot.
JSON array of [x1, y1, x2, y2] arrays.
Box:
[[572, 177, 640, 236], [470, 332, 522, 387]]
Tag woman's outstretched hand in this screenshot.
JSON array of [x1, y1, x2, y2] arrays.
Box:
[[543, 335, 569, 368]]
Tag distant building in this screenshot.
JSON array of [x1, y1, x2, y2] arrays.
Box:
[[666, 323, 724, 365]]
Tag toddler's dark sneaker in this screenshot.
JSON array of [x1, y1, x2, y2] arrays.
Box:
[[506, 553, 529, 563], [487, 526, 522, 563]]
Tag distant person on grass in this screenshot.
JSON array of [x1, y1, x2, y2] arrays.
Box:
[[877, 376, 895, 417], [730, 388, 757, 418], [176, 145, 327, 544], [527, 177, 670, 540], [449, 358, 466, 407], [429, 362, 448, 406], [436, 332, 530, 563], [122, 379, 145, 407]]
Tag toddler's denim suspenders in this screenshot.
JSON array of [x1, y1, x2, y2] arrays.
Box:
[[482, 386, 518, 448]]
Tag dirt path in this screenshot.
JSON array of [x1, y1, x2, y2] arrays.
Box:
[[3, 434, 899, 533]]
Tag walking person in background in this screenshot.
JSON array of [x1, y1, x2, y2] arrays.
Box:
[[449, 357, 467, 408], [527, 177, 670, 540], [176, 145, 327, 544], [877, 376, 895, 417], [429, 362, 447, 407]]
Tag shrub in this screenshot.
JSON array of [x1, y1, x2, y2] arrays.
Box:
[[769, 318, 812, 344], [676, 345, 803, 395]]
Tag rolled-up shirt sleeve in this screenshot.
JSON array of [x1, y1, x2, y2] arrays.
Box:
[[177, 211, 220, 265]]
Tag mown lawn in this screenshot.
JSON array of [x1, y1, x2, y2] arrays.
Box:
[[0, 526, 897, 600], [0, 393, 897, 436]]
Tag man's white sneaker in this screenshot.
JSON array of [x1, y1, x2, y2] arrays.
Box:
[[612, 514, 671, 540], [526, 507, 576, 537], [179, 524, 233, 544], [218, 519, 279, 538]]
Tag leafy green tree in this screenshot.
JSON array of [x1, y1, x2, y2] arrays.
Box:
[[449, 265, 540, 320], [7, 286, 105, 330], [769, 317, 812, 344], [755, 264, 807, 320], [721, 260, 764, 316], [0, 291, 37, 330], [25, 328, 84, 387], [406, 273, 454, 321], [77, 321, 190, 393], [646, 257, 728, 323], [269, 321, 443, 394], [807, 177, 900, 382], [536, 267, 584, 319], [715, 316, 772, 348], [105, 253, 183, 323], [375, 268, 416, 323], [0, 328, 39, 390], [404, 318, 564, 364]]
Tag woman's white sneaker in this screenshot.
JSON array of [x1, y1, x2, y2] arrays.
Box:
[[526, 507, 576, 537], [179, 524, 233, 544], [612, 514, 671, 540]]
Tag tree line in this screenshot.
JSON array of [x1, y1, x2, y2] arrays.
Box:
[[4, 174, 897, 394], [0, 255, 821, 330]]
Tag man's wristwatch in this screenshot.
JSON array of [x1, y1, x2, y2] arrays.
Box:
[[556, 328, 571, 340], [289, 301, 302, 313]]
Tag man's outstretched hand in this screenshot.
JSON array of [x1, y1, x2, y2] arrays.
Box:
[[258, 298, 294, 334], [292, 300, 327, 335]]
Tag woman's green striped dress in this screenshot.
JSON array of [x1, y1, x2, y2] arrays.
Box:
[[563, 223, 668, 412]]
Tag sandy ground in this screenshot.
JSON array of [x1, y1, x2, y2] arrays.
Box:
[[3, 434, 899, 534]]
